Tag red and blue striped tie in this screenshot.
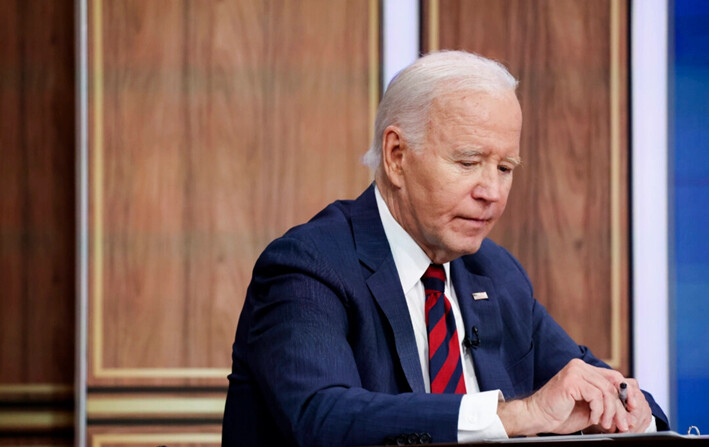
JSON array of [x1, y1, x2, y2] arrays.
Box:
[[422, 264, 466, 394]]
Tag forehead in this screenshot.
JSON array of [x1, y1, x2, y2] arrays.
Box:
[[426, 89, 522, 144], [428, 88, 520, 119]]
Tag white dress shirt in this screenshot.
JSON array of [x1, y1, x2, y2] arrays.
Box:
[[374, 186, 508, 441]]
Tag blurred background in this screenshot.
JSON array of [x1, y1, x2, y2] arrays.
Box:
[[0, 0, 706, 445]]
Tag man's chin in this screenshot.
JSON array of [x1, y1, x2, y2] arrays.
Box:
[[425, 235, 485, 263], [448, 240, 484, 259]]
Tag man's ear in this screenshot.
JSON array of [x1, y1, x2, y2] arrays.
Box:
[[381, 125, 406, 188]]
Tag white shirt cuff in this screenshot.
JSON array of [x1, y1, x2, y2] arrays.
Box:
[[457, 390, 508, 442], [644, 416, 658, 433]]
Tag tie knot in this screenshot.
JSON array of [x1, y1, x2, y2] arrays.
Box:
[[421, 264, 446, 293]]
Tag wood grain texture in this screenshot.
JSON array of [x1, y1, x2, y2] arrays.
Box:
[[423, 0, 629, 372], [88, 425, 220, 447], [86, 391, 224, 420], [0, 434, 73, 447], [0, 0, 76, 386], [89, 0, 375, 385]]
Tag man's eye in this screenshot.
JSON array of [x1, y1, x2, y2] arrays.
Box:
[[499, 165, 513, 173], [460, 161, 477, 168]]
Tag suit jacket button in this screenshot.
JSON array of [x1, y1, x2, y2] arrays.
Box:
[[406, 433, 420, 444], [418, 432, 432, 444]]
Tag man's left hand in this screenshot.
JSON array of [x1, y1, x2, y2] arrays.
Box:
[[587, 372, 653, 433]]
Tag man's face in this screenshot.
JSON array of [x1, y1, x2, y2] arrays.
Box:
[[392, 89, 522, 263]]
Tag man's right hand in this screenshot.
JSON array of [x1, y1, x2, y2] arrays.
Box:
[[498, 359, 630, 437]]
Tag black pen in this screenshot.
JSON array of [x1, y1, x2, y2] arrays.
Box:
[[619, 382, 628, 410]]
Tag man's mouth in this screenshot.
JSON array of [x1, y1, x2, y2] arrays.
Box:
[[460, 216, 492, 222], [458, 216, 492, 227]]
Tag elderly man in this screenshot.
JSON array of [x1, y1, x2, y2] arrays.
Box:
[[222, 51, 668, 446]]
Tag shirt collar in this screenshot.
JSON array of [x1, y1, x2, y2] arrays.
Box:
[[374, 184, 451, 294]]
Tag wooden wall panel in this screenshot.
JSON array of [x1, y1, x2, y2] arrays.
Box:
[[0, 0, 76, 388], [0, 0, 76, 443], [0, 0, 76, 439], [423, 0, 629, 373], [88, 0, 377, 385]]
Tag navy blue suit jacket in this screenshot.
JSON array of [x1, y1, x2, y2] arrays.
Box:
[[222, 184, 668, 446]]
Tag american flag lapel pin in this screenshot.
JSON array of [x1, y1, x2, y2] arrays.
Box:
[[472, 291, 489, 300]]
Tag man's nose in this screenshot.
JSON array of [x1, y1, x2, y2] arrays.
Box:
[[472, 167, 502, 202]]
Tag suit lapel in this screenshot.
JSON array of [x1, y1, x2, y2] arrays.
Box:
[[451, 259, 515, 398], [351, 185, 426, 393]]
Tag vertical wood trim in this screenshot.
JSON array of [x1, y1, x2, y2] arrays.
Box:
[[90, 0, 105, 380], [369, 0, 380, 140], [91, 0, 103, 382], [428, 0, 439, 52], [609, 0, 622, 370]]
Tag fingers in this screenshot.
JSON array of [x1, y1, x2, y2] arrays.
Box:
[[612, 396, 630, 432], [585, 397, 629, 434], [622, 378, 641, 409], [595, 381, 627, 431], [595, 366, 626, 387], [548, 359, 627, 430], [557, 360, 627, 431], [575, 382, 604, 425], [592, 372, 652, 433], [568, 361, 626, 430], [623, 380, 653, 432], [530, 359, 653, 435]]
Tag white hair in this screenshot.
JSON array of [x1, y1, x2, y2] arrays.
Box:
[[362, 50, 518, 171]]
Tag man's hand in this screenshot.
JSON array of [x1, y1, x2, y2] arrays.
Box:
[[593, 374, 653, 433], [498, 359, 653, 437]]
